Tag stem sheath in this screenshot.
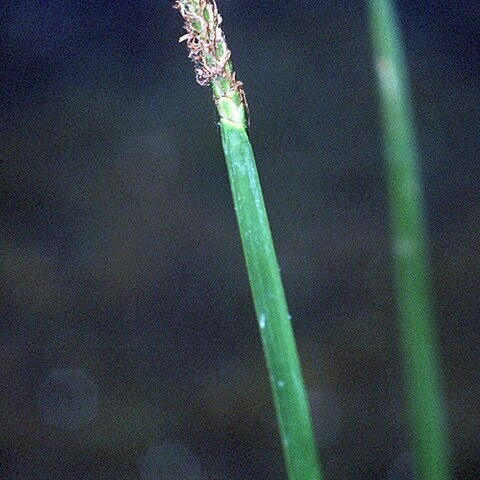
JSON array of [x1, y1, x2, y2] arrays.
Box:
[[220, 118, 323, 480]]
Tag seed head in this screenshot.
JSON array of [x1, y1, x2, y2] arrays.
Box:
[[174, 0, 247, 108]]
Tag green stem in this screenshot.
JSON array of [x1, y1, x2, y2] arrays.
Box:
[[219, 116, 323, 480], [367, 2, 452, 479], [174, 2, 323, 477]]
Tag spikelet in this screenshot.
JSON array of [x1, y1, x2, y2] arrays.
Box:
[[174, 0, 247, 113]]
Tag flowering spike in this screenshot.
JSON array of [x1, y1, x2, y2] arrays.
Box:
[[174, 0, 248, 127]]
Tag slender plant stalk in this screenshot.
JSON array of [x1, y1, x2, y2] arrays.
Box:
[[174, 2, 323, 479], [367, 2, 452, 479]]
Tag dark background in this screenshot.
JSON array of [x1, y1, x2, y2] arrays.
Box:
[[1, 1, 479, 479]]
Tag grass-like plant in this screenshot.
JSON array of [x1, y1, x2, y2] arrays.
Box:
[[173, 1, 323, 479], [368, 1, 452, 479]]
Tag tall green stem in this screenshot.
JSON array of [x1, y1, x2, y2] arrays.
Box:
[[174, 2, 323, 479], [367, 2, 452, 479]]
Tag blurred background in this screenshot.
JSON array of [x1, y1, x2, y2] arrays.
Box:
[[1, 1, 479, 479]]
